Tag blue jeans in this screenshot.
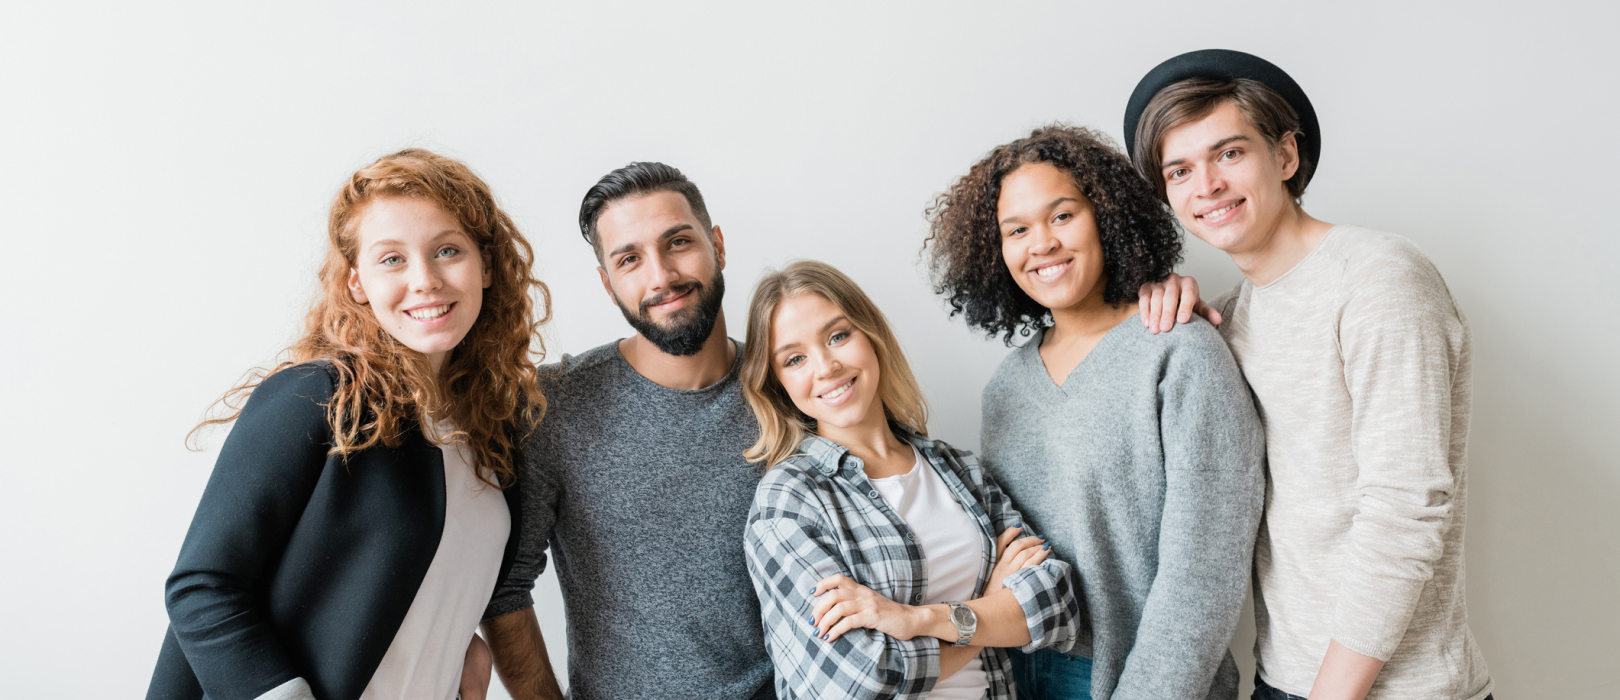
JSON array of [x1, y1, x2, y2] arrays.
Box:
[[1008, 648, 1093, 700], [1250, 675, 1491, 700]]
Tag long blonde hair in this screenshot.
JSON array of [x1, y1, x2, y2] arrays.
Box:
[[191, 148, 552, 488], [741, 260, 929, 467]]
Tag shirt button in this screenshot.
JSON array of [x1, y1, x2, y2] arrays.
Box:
[[913, 594, 923, 604], [868, 490, 878, 499], [905, 533, 915, 543]]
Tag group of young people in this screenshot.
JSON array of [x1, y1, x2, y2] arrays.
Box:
[[148, 50, 1494, 700]]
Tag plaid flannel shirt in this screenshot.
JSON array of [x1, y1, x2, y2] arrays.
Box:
[[744, 429, 1081, 700]]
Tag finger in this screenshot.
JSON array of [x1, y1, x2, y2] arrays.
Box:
[[814, 600, 850, 637], [1148, 283, 1167, 334], [994, 525, 1023, 556], [811, 589, 851, 621], [1006, 537, 1047, 568], [1196, 300, 1223, 326], [1017, 547, 1050, 570], [1157, 279, 1179, 333], [812, 574, 851, 597], [1138, 284, 1153, 327], [1176, 276, 1200, 324], [824, 611, 872, 643], [1001, 533, 1044, 558]]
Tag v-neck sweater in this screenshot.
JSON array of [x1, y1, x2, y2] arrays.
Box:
[[980, 317, 1266, 700]]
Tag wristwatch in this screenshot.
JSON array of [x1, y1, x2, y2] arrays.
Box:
[[943, 601, 977, 646]]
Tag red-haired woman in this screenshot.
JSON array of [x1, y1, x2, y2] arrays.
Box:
[[147, 149, 551, 700]]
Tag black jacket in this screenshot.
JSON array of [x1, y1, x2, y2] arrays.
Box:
[[147, 362, 523, 700]]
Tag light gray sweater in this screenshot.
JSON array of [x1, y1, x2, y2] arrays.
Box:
[[980, 317, 1265, 700], [1211, 226, 1492, 699]]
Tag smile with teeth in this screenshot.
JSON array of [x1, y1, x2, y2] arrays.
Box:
[[818, 377, 856, 401], [1032, 260, 1070, 280], [1198, 200, 1243, 219], [407, 304, 451, 320]]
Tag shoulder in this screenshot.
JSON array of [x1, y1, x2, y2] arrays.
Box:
[[753, 455, 830, 516], [982, 333, 1041, 397], [1116, 315, 1233, 364], [537, 341, 624, 393], [1327, 227, 1462, 322], [247, 360, 339, 416]]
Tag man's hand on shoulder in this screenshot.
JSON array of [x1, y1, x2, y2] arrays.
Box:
[[1138, 273, 1222, 334]]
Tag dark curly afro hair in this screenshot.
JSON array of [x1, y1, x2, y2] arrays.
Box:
[[924, 124, 1182, 345]]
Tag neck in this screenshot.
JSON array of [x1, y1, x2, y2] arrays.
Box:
[[1046, 282, 1135, 347], [1229, 204, 1334, 287], [618, 311, 735, 391], [818, 407, 911, 479]]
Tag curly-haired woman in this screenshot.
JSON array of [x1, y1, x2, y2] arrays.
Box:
[[147, 149, 551, 700], [925, 125, 1265, 700], [739, 260, 1082, 700]]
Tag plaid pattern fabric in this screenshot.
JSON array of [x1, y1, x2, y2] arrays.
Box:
[[744, 429, 1081, 700]]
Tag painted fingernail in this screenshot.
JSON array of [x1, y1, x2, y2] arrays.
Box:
[[1043, 543, 1050, 550], [822, 633, 830, 640], [808, 618, 815, 626]]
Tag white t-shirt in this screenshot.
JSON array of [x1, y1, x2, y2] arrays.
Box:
[[869, 447, 989, 700], [359, 424, 511, 700]]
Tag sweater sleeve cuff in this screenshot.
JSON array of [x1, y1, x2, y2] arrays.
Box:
[[482, 591, 536, 623], [255, 677, 317, 700], [1330, 572, 1426, 661], [1004, 560, 1080, 654]]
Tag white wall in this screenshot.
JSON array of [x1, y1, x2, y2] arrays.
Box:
[[2, 2, 1615, 697]]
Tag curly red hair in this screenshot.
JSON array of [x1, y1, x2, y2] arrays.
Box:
[[193, 148, 551, 488]]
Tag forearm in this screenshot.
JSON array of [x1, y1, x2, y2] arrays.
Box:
[[911, 588, 1031, 648], [1308, 640, 1385, 700], [481, 607, 563, 700], [938, 645, 983, 680]]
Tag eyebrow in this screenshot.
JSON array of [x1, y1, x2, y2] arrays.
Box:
[[1162, 135, 1251, 169], [366, 230, 466, 251], [773, 315, 849, 355], [999, 197, 1080, 226], [608, 223, 695, 259]]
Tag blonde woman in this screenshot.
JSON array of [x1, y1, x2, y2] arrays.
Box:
[[148, 149, 549, 700], [740, 260, 1080, 700]]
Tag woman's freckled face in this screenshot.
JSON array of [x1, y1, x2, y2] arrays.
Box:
[[996, 162, 1108, 313], [771, 293, 883, 432], [346, 196, 491, 371]]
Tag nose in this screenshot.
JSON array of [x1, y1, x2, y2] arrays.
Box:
[[647, 250, 681, 291], [811, 348, 842, 381], [1193, 164, 1224, 199], [1029, 225, 1060, 256], [408, 259, 443, 294]]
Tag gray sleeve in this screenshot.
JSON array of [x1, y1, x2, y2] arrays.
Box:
[[482, 453, 560, 621], [1112, 328, 1266, 700]]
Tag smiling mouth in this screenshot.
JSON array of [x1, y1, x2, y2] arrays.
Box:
[[818, 377, 856, 401], [1032, 260, 1071, 280], [407, 303, 452, 320], [1197, 200, 1245, 220]]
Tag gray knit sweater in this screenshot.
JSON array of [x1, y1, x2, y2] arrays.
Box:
[[483, 341, 773, 700], [980, 317, 1265, 700]]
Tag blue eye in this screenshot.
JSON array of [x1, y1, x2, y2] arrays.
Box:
[[830, 330, 850, 344], [438, 246, 460, 258], [382, 254, 404, 265], [784, 355, 804, 368]]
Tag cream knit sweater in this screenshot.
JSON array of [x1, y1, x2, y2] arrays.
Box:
[[1212, 226, 1492, 700]]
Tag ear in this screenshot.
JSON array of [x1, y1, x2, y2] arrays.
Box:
[[1276, 131, 1301, 182], [481, 249, 493, 289], [598, 266, 618, 307], [348, 268, 368, 304], [710, 225, 727, 271]]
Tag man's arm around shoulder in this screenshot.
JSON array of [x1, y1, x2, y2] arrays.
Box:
[[482, 606, 565, 700]]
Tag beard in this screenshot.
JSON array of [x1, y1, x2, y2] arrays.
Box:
[[616, 270, 726, 357]]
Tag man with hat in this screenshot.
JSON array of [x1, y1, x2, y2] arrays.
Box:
[[1126, 50, 1494, 700]]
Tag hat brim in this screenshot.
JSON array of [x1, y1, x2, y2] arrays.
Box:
[[1123, 49, 1319, 187]]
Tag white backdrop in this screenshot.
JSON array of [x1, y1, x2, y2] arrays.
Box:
[[2, 2, 1616, 698]]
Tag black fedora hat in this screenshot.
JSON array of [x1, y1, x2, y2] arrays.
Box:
[[1123, 49, 1319, 186]]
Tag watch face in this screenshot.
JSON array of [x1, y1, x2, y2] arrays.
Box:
[[951, 604, 977, 627]]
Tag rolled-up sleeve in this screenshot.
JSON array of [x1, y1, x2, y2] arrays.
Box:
[[482, 449, 560, 621], [744, 469, 941, 700]]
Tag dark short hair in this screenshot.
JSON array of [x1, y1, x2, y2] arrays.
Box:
[[1132, 77, 1314, 202], [579, 162, 713, 259], [925, 124, 1182, 345]]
